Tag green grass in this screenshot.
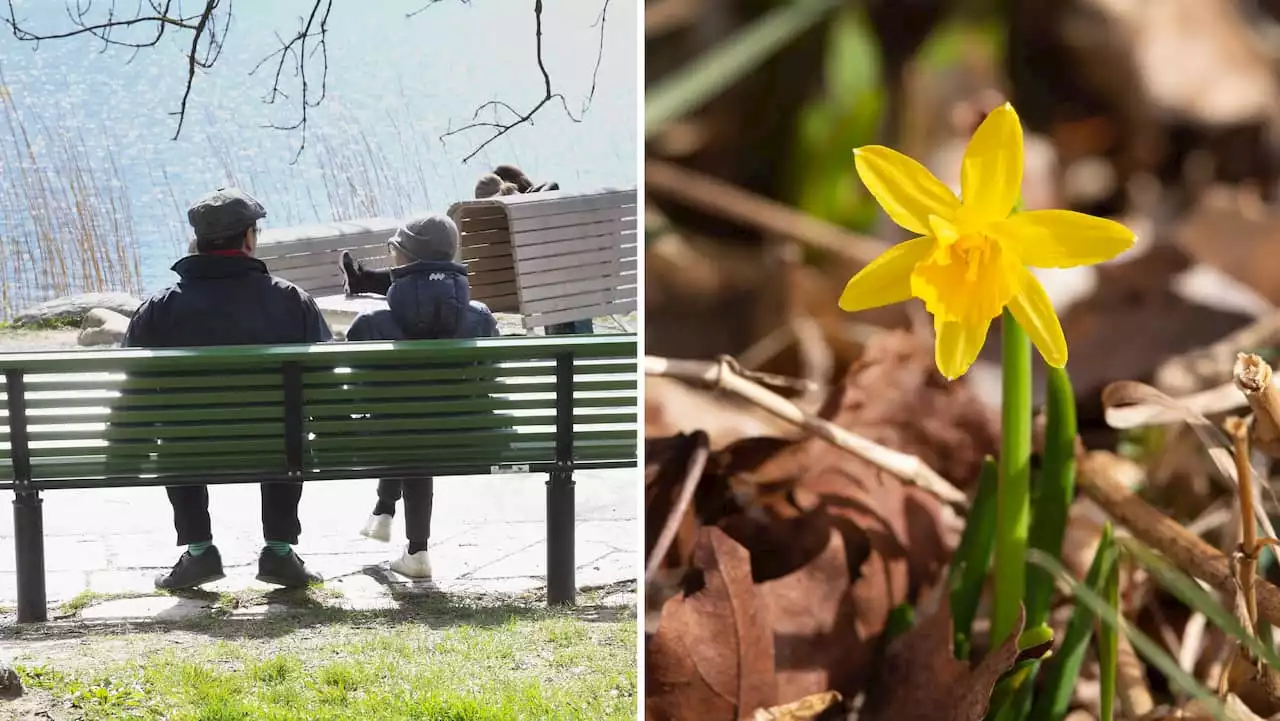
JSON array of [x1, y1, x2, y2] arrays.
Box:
[[14, 600, 636, 720]]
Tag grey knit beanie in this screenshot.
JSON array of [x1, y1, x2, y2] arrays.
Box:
[[386, 213, 459, 262]]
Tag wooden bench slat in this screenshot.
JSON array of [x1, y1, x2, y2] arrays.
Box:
[[508, 205, 632, 234], [502, 192, 637, 220], [520, 273, 638, 304], [513, 232, 635, 262], [510, 219, 634, 249], [516, 247, 631, 275], [527, 300, 637, 329], [518, 259, 636, 291]]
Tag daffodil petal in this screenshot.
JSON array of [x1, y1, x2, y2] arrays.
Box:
[[934, 316, 991, 380], [838, 235, 934, 312], [854, 145, 960, 235], [991, 210, 1136, 268], [960, 103, 1023, 223], [1007, 267, 1067, 368]]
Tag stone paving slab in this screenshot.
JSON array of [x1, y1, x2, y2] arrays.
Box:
[[0, 469, 637, 615]]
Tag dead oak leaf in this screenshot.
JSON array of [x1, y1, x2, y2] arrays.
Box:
[[858, 598, 1025, 721], [750, 691, 844, 721], [647, 526, 777, 721]]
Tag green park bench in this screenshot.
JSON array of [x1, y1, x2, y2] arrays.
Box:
[[0, 334, 638, 623]]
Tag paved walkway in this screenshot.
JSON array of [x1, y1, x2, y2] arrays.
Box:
[[0, 469, 636, 614]]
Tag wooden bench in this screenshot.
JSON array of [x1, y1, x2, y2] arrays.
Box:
[[447, 188, 638, 330], [254, 217, 401, 299], [251, 188, 638, 331], [0, 334, 638, 623]]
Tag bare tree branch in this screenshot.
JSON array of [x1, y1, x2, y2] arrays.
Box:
[[3, 0, 330, 155], [438, 0, 612, 163], [248, 0, 332, 162], [3, 0, 608, 163]]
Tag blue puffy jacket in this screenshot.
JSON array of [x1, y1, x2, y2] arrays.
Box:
[[345, 260, 498, 341]]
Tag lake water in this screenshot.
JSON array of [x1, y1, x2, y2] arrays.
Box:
[[0, 0, 637, 313]]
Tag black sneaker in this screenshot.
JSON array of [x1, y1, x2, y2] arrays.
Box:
[[256, 548, 322, 588], [340, 251, 361, 295], [155, 547, 225, 590]]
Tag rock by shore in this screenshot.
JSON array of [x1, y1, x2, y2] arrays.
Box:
[[13, 292, 143, 328]]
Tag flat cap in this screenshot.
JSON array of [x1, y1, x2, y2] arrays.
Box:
[[187, 187, 267, 240]]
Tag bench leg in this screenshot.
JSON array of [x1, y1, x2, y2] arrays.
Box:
[[546, 469, 576, 606], [13, 491, 46, 623]]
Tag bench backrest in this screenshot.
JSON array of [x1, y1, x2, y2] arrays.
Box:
[[0, 336, 638, 490], [254, 218, 401, 298], [448, 188, 638, 329]]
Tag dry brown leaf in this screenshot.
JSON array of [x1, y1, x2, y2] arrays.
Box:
[[857, 599, 1025, 721], [750, 691, 844, 721], [646, 332, 987, 717], [1226, 655, 1280, 718], [646, 527, 777, 721]]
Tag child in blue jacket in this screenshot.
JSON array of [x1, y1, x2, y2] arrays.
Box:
[[347, 213, 498, 577]]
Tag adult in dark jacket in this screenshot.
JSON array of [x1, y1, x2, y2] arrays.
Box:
[[348, 213, 498, 578], [123, 186, 332, 591]]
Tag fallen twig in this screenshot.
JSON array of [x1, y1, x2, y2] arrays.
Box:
[[1234, 353, 1280, 458], [1077, 451, 1280, 628], [645, 158, 891, 265], [645, 354, 969, 509]]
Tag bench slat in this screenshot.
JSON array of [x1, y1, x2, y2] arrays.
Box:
[[508, 205, 632, 234], [518, 258, 636, 291], [526, 300, 637, 329], [514, 233, 634, 262], [510, 219, 634, 249]]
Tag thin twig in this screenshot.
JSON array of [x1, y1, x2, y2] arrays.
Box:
[[1234, 353, 1280, 458], [645, 354, 969, 509], [644, 434, 710, 585], [1077, 451, 1280, 628], [1227, 417, 1260, 629], [646, 158, 891, 265]]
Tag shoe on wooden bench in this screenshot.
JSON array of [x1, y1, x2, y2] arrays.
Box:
[[255, 548, 323, 588], [155, 547, 226, 591]]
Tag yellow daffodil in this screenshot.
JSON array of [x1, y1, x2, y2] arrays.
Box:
[[839, 103, 1136, 380]]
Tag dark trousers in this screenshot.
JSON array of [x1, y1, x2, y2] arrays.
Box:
[[377, 477, 434, 543], [167, 482, 303, 546]]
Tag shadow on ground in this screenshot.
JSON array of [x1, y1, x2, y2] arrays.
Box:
[[0, 574, 635, 644]]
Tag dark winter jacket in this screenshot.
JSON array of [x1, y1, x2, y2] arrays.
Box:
[[123, 253, 332, 348], [344, 260, 498, 342]]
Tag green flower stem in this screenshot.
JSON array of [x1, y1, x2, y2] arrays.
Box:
[[994, 308, 1032, 645]]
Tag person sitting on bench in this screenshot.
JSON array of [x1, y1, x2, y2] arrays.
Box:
[[338, 165, 545, 297], [123, 186, 332, 591], [347, 212, 499, 578]]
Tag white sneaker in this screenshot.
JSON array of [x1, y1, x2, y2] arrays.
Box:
[[359, 514, 392, 543], [390, 548, 432, 578]]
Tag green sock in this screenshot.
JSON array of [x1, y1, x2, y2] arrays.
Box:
[[188, 541, 212, 556], [265, 540, 292, 557]]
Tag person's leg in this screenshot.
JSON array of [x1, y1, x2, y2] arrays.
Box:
[[155, 485, 225, 589], [340, 251, 393, 296], [256, 481, 321, 587], [360, 478, 400, 542], [375, 478, 402, 516], [402, 477, 434, 551], [391, 477, 434, 578]]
